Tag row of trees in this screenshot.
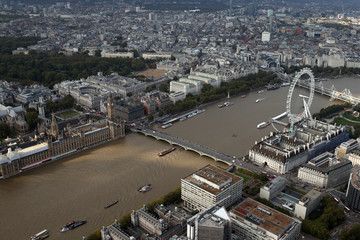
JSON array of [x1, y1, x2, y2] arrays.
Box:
[[302, 195, 345, 240], [0, 36, 150, 88], [0, 52, 147, 88], [0, 36, 40, 54], [46, 95, 75, 114], [165, 71, 278, 114], [312, 102, 351, 119], [284, 65, 360, 77], [340, 224, 360, 240]]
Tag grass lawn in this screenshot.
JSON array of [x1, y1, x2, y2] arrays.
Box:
[[57, 109, 80, 119], [332, 117, 360, 126], [235, 172, 251, 183]]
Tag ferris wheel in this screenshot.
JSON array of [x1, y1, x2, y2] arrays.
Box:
[[285, 67, 315, 124]]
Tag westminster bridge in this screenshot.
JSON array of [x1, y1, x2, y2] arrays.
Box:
[[133, 128, 234, 165]]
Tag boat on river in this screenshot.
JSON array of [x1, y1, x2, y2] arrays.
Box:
[[138, 184, 152, 192], [257, 121, 271, 129], [104, 200, 119, 209], [158, 146, 177, 157], [30, 229, 49, 240], [161, 123, 172, 129], [61, 220, 86, 232], [267, 85, 280, 90]]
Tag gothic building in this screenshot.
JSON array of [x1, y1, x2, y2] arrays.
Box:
[[0, 97, 125, 179]]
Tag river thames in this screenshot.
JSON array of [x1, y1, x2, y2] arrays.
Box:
[[0, 76, 359, 240]]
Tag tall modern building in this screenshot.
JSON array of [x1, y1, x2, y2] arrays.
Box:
[[346, 168, 360, 210], [181, 164, 243, 211]]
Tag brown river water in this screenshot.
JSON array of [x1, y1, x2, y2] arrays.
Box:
[[0, 76, 359, 240]]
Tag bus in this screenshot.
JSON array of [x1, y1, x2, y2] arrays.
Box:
[[344, 206, 350, 213]]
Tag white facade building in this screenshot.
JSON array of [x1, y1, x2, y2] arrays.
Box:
[[297, 152, 352, 188], [249, 119, 348, 174], [142, 52, 171, 59], [294, 189, 323, 220], [181, 164, 243, 211], [169, 91, 186, 103], [335, 138, 359, 159], [261, 31, 271, 42], [349, 149, 360, 166], [260, 176, 287, 200]]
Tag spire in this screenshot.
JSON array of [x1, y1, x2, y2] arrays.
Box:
[[51, 113, 59, 137], [107, 94, 115, 121]]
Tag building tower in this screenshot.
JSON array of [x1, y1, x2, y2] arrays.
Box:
[[38, 96, 45, 117], [269, 15, 274, 32], [107, 94, 115, 121], [346, 168, 360, 211], [229, 0, 233, 15], [50, 113, 59, 137]]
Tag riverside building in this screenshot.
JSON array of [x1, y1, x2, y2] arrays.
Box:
[[0, 97, 125, 179], [249, 119, 348, 174], [181, 164, 243, 211]]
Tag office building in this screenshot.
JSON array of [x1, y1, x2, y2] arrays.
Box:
[[294, 189, 322, 219], [346, 168, 360, 211], [297, 152, 352, 188], [349, 149, 360, 166], [230, 198, 301, 240], [335, 138, 359, 159], [262, 31, 271, 42], [187, 205, 231, 240], [181, 164, 243, 211], [260, 176, 287, 200]]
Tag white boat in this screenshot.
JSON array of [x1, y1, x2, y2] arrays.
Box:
[[196, 109, 205, 114], [30, 229, 49, 240], [281, 82, 290, 87], [224, 102, 234, 107], [258, 90, 264, 93], [161, 123, 172, 129], [272, 112, 287, 120], [255, 99, 261, 103], [187, 112, 197, 118], [179, 116, 187, 121], [257, 121, 270, 129]]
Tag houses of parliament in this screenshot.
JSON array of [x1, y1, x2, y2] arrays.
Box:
[[0, 96, 125, 179]]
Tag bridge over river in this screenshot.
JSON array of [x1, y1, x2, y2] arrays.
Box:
[[296, 81, 360, 104], [133, 128, 234, 165]]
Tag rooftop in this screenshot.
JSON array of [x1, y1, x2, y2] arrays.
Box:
[[182, 164, 242, 195], [230, 198, 295, 236], [302, 152, 351, 174]]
